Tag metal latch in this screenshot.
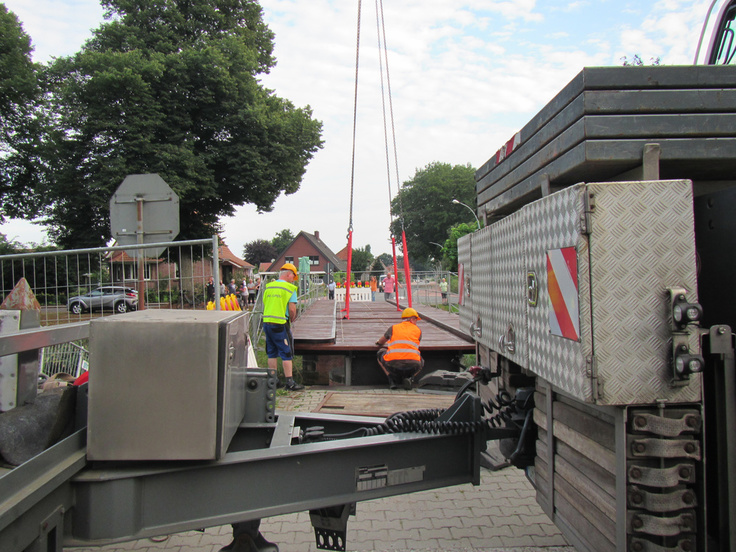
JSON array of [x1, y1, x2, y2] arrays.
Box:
[[498, 324, 515, 355]]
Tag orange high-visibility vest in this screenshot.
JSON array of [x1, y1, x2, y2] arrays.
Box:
[[383, 321, 422, 362]]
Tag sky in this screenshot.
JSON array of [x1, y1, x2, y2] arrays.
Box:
[[0, 0, 716, 257]]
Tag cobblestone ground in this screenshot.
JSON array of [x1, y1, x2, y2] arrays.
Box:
[[65, 388, 574, 552]]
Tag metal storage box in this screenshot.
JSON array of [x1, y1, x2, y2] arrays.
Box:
[[526, 179, 701, 405], [462, 179, 702, 405], [87, 310, 249, 461]]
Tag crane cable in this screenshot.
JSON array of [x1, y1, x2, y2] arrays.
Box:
[[342, 0, 362, 319], [375, 0, 413, 307], [344, 0, 413, 318]]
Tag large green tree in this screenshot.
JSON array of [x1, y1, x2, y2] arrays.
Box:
[[270, 228, 295, 256], [350, 244, 373, 273], [243, 239, 277, 267], [389, 162, 477, 264], [0, 4, 43, 222], [26, 0, 323, 248]]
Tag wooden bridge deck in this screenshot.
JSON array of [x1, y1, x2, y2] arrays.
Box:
[[292, 299, 473, 354]]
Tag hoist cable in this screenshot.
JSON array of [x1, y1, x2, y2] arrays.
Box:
[[375, 0, 412, 305], [374, 0, 394, 226], [378, 0, 404, 228], [342, 0, 363, 319], [347, 0, 362, 232]]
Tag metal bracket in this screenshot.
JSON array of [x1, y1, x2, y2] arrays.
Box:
[[243, 368, 277, 424], [309, 503, 355, 551], [581, 189, 595, 235]]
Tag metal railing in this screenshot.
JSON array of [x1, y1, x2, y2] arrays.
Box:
[[39, 341, 89, 378], [1, 237, 220, 326]]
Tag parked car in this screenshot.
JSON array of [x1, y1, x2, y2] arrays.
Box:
[[67, 286, 138, 315]]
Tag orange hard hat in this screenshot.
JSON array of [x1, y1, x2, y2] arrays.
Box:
[[281, 263, 298, 276]]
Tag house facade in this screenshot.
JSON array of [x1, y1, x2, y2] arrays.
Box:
[[266, 231, 345, 278], [108, 242, 253, 287]]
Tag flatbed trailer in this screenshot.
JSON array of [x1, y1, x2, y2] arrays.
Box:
[[459, 63, 736, 552]]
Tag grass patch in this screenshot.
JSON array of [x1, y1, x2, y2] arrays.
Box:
[[253, 336, 303, 384]]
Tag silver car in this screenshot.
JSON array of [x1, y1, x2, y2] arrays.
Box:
[[67, 286, 138, 315]]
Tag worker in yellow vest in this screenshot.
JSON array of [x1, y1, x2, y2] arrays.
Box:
[[262, 263, 303, 391], [375, 307, 424, 389]]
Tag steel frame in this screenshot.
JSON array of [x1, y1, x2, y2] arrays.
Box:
[[1, 392, 486, 552]]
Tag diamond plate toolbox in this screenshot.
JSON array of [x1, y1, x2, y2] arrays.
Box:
[[485, 179, 701, 405]]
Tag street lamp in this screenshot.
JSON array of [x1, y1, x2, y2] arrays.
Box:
[[452, 199, 481, 229]]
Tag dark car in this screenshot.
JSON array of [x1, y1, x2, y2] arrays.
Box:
[[67, 286, 138, 315]]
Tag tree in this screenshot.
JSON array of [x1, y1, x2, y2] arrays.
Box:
[[21, 0, 323, 248], [442, 222, 476, 270], [370, 253, 392, 273], [389, 162, 476, 265], [0, 4, 43, 223], [243, 239, 277, 267], [270, 229, 295, 256], [350, 245, 373, 273]]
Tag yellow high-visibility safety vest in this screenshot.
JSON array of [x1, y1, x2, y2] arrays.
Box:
[[262, 280, 298, 324]]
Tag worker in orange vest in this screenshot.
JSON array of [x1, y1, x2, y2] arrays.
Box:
[[375, 307, 424, 390]]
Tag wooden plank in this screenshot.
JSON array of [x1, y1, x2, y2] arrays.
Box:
[[314, 392, 456, 418], [555, 454, 616, 522], [294, 301, 474, 354], [555, 439, 616, 498], [480, 137, 736, 216], [554, 470, 616, 546], [553, 399, 615, 451], [475, 65, 736, 184], [535, 454, 550, 500], [534, 409, 617, 474], [554, 490, 616, 552]]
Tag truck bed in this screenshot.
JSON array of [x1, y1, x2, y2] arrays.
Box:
[[476, 65, 736, 216]]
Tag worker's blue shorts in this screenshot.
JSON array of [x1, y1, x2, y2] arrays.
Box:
[[264, 323, 293, 360]]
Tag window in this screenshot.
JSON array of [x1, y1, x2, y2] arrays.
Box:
[[712, 4, 736, 64], [309, 256, 320, 265], [285, 256, 294, 264]]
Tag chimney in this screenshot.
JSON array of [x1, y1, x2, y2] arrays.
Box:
[[314, 231, 320, 241]]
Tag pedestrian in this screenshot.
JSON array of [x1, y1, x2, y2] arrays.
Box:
[[206, 277, 215, 303], [262, 263, 304, 391], [327, 279, 336, 300], [383, 274, 395, 301], [220, 280, 228, 296], [370, 276, 378, 301], [228, 278, 237, 295], [375, 307, 424, 390], [439, 277, 448, 305], [247, 278, 257, 307]]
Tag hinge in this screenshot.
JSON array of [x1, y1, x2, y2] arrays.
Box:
[[586, 355, 602, 400], [580, 190, 595, 235]]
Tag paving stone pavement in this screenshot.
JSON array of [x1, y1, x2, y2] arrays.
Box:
[[64, 388, 574, 552]]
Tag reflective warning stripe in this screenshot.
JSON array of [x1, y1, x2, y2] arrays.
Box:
[[547, 247, 579, 341]]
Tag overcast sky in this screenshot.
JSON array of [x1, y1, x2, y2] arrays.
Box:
[[1, 0, 715, 257]]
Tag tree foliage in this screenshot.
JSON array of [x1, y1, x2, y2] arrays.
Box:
[[350, 244, 373, 273], [442, 222, 476, 270], [13, 0, 323, 248], [370, 253, 392, 273], [389, 162, 477, 264], [243, 239, 277, 267], [270, 229, 295, 256], [0, 4, 43, 223]]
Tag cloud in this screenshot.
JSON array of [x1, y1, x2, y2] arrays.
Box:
[[0, 0, 719, 257]]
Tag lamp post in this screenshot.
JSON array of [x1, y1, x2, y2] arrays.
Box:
[[452, 199, 481, 229]]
